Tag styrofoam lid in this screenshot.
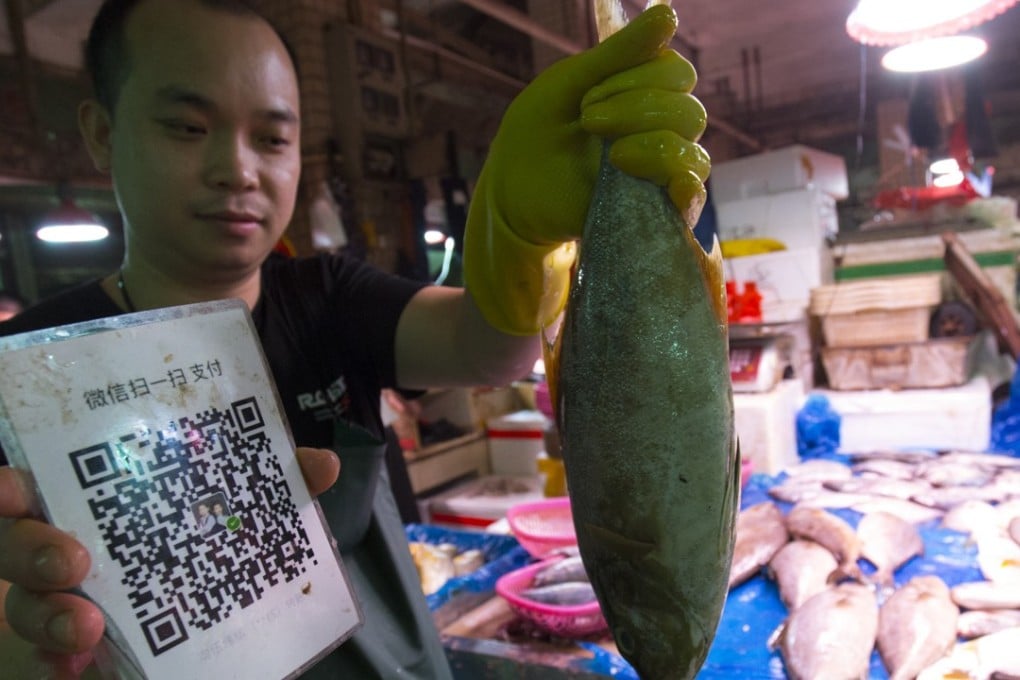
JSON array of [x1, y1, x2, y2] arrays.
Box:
[[487, 410, 550, 430]]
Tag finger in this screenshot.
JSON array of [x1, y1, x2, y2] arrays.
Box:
[[545, 5, 677, 102], [0, 519, 91, 591], [295, 447, 340, 498], [0, 466, 40, 518], [582, 51, 697, 109], [0, 621, 95, 680], [668, 171, 709, 228], [582, 90, 707, 141], [5, 586, 105, 654], [608, 132, 711, 185]]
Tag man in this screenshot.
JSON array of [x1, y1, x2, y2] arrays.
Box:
[[0, 0, 709, 677]]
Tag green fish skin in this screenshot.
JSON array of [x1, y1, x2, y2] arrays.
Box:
[[557, 145, 739, 679]]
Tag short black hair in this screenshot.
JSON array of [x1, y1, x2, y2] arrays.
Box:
[[84, 0, 300, 114]]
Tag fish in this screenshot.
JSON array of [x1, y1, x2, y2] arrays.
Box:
[[408, 542, 456, 596], [729, 502, 789, 588], [823, 476, 933, 500], [767, 539, 838, 610], [911, 485, 1010, 511], [917, 460, 996, 488], [938, 451, 1020, 470], [958, 610, 1020, 639], [917, 626, 1020, 680], [779, 583, 878, 680], [974, 534, 1020, 585], [877, 576, 959, 680], [785, 505, 862, 582], [852, 459, 919, 480], [857, 511, 925, 586], [951, 581, 1020, 610], [782, 459, 853, 483], [521, 581, 598, 605], [850, 449, 940, 465], [551, 3, 739, 676], [849, 497, 945, 525], [943, 500, 1002, 536], [532, 556, 590, 587], [768, 482, 873, 509]]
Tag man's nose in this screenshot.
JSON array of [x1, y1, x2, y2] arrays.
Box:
[[204, 133, 259, 191]]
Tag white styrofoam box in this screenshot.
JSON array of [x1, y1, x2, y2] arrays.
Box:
[[486, 410, 549, 476], [723, 247, 834, 323], [734, 379, 804, 475], [716, 187, 839, 249], [712, 145, 849, 202], [814, 333, 1014, 452], [424, 475, 544, 529]]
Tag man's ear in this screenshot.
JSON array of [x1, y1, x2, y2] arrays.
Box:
[[78, 99, 113, 173]]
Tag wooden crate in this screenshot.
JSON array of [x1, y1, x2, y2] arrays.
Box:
[[821, 306, 933, 348], [821, 336, 974, 391]]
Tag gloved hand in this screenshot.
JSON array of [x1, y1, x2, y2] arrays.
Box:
[[463, 4, 711, 336]]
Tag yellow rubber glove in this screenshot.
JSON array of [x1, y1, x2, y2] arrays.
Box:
[[463, 4, 711, 336]]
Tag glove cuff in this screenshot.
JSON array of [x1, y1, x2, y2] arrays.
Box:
[[463, 173, 576, 336]]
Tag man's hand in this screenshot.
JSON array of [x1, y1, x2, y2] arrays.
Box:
[[0, 447, 339, 675]]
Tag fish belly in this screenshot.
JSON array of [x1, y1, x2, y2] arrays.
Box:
[[558, 146, 738, 678]]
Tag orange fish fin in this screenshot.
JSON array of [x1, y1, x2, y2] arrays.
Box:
[[679, 227, 728, 330], [541, 319, 565, 423]]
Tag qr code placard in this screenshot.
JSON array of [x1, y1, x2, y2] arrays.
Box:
[[0, 301, 361, 679], [70, 396, 315, 655]]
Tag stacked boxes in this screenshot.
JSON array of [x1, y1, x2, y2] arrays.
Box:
[[713, 145, 845, 324]]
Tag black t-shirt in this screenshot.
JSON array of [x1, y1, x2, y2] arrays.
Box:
[[0, 253, 428, 465]]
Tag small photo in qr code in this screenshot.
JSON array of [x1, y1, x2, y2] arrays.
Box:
[[191, 493, 241, 538]]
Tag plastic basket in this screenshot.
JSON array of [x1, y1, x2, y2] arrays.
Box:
[[495, 557, 609, 637], [506, 497, 577, 558]]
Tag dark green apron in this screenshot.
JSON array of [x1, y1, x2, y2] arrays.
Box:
[[303, 424, 453, 679]]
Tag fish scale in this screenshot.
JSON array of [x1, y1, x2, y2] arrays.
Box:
[[556, 138, 738, 678]]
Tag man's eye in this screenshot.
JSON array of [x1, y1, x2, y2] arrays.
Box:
[[162, 120, 205, 135], [263, 136, 291, 149]]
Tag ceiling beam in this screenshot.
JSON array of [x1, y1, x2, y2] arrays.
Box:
[[5, 0, 41, 140], [457, 0, 587, 56]]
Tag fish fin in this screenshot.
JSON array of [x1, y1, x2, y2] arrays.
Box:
[[681, 228, 728, 329], [766, 620, 787, 652], [585, 522, 656, 559], [828, 562, 864, 585], [541, 314, 566, 425]]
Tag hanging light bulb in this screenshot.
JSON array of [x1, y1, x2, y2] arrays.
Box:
[[36, 183, 108, 243]]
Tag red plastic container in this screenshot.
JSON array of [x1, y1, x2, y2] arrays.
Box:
[[495, 557, 608, 637], [506, 497, 577, 558]]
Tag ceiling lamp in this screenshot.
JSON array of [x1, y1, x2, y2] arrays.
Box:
[[847, 0, 1017, 72], [847, 0, 1018, 45], [36, 185, 108, 244], [881, 35, 989, 72]]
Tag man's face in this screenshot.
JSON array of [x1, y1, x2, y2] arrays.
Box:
[[106, 0, 301, 281], [197, 504, 209, 517]]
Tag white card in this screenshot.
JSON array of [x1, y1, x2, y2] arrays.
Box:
[[0, 300, 361, 680]]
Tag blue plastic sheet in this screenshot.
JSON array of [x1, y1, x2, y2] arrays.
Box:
[[404, 523, 532, 610], [990, 365, 1020, 457], [580, 467, 984, 680], [795, 394, 841, 459]]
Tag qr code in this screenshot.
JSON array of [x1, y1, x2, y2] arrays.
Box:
[[67, 396, 316, 657]]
